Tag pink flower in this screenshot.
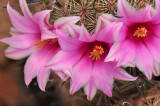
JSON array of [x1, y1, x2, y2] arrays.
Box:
[[46, 15, 136, 100], [0, 0, 80, 91], [105, 0, 160, 80]]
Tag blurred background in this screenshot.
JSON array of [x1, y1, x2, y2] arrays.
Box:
[[0, 0, 160, 106]]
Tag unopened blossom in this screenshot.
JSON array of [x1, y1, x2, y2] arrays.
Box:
[[0, 0, 80, 91], [105, 0, 160, 79], [46, 15, 136, 100]]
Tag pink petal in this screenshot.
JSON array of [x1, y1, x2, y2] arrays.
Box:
[[79, 24, 96, 42], [122, 62, 135, 67], [5, 46, 32, 60], [55, 71, 68, 81], [70, 55, 92, 94], [37, 69, 51, 91], [95, 14, 117, 34], [155, 0, 160, 12], [45, 14, 51, 26], [9, 28, 20, 36], [93, 62, 113, 97], [135, 5, 153, 21], [112, 67, 137, 81], [143, 36, 160, 64], [32, 10, 52, 25], [117, 0, 153, 24], [153, 61, 160, 76], [41, 27, 57, 41], [56, 29, 84, 51], [151, 0, 160, 24], [24, 44, 60, 88], [7, 3, 40, 33], [154, 24, 160, 38], [19, 0, 32, 19], [134, 39, 154, 80], [46, 50, 85, 77], [0, 34, 39, 49], [114, 24, 127, 42], [84, 78, 97, 101], [64, 24, 81, 37], [117, 0, 136, 25], [96, 22, 123, 43], [105, 40, 135, 67], [54, 16, 80, 29]]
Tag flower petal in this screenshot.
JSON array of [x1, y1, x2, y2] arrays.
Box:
[[19, 0, 32, 19], [46, 49, 85, 77], [153, 61, 160, 76], [37, 69, 51, 91], [56, 29, 84, 51], [117, 0, 153, 25], [96, 22, 123, 43], [122, 62, 135, 68], [54, 16, 80, 29], [93, 62, 113, 97], [84, 78, 97, 101], [55, 71, 68, 81], [7, 3, 40, 33], [41, 27, 57, 41], [143, 36, 160, 64], [151, 0, 160, 24], [9, 28, 20, 36], [135, 5, 153, 22], [70, 55, 92, 94], [32, 10, 52, 25], [117, 0, 136, 25], [24, 44, 60, 89], [134, 39, 154, 80], [112, 67, 137, 81], [114, 24, 127, 42], [95, 14, 117, 34], [0, 34, 39, 49], [154, 25, 160, 38], [64, 24, 81, 38], [5, 46, 32, 60], [105, 40, 135, 67], [79, 24, 96, 42]]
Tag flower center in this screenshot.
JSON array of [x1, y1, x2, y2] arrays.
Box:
[[50, 38, 58, 44], [89, 45, 104, 61], [31, 38, 58, 50], [133, 27, 148, 37]]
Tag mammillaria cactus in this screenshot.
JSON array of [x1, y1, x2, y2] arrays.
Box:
[[1, 0, 160, 105]]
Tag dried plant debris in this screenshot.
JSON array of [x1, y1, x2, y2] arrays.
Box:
[[138, 88, 160, 106]]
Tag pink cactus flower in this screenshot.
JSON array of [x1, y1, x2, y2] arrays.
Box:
[[0, 0, 80, 91], [105, 0, 160, 80], [46, 15, 137, 100]]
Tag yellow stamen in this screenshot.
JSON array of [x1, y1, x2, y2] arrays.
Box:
[[31, 38, 58, 51], [89, 45, 104, 61], [31, 40, 48, 50], [133, 27, 148, 37]]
